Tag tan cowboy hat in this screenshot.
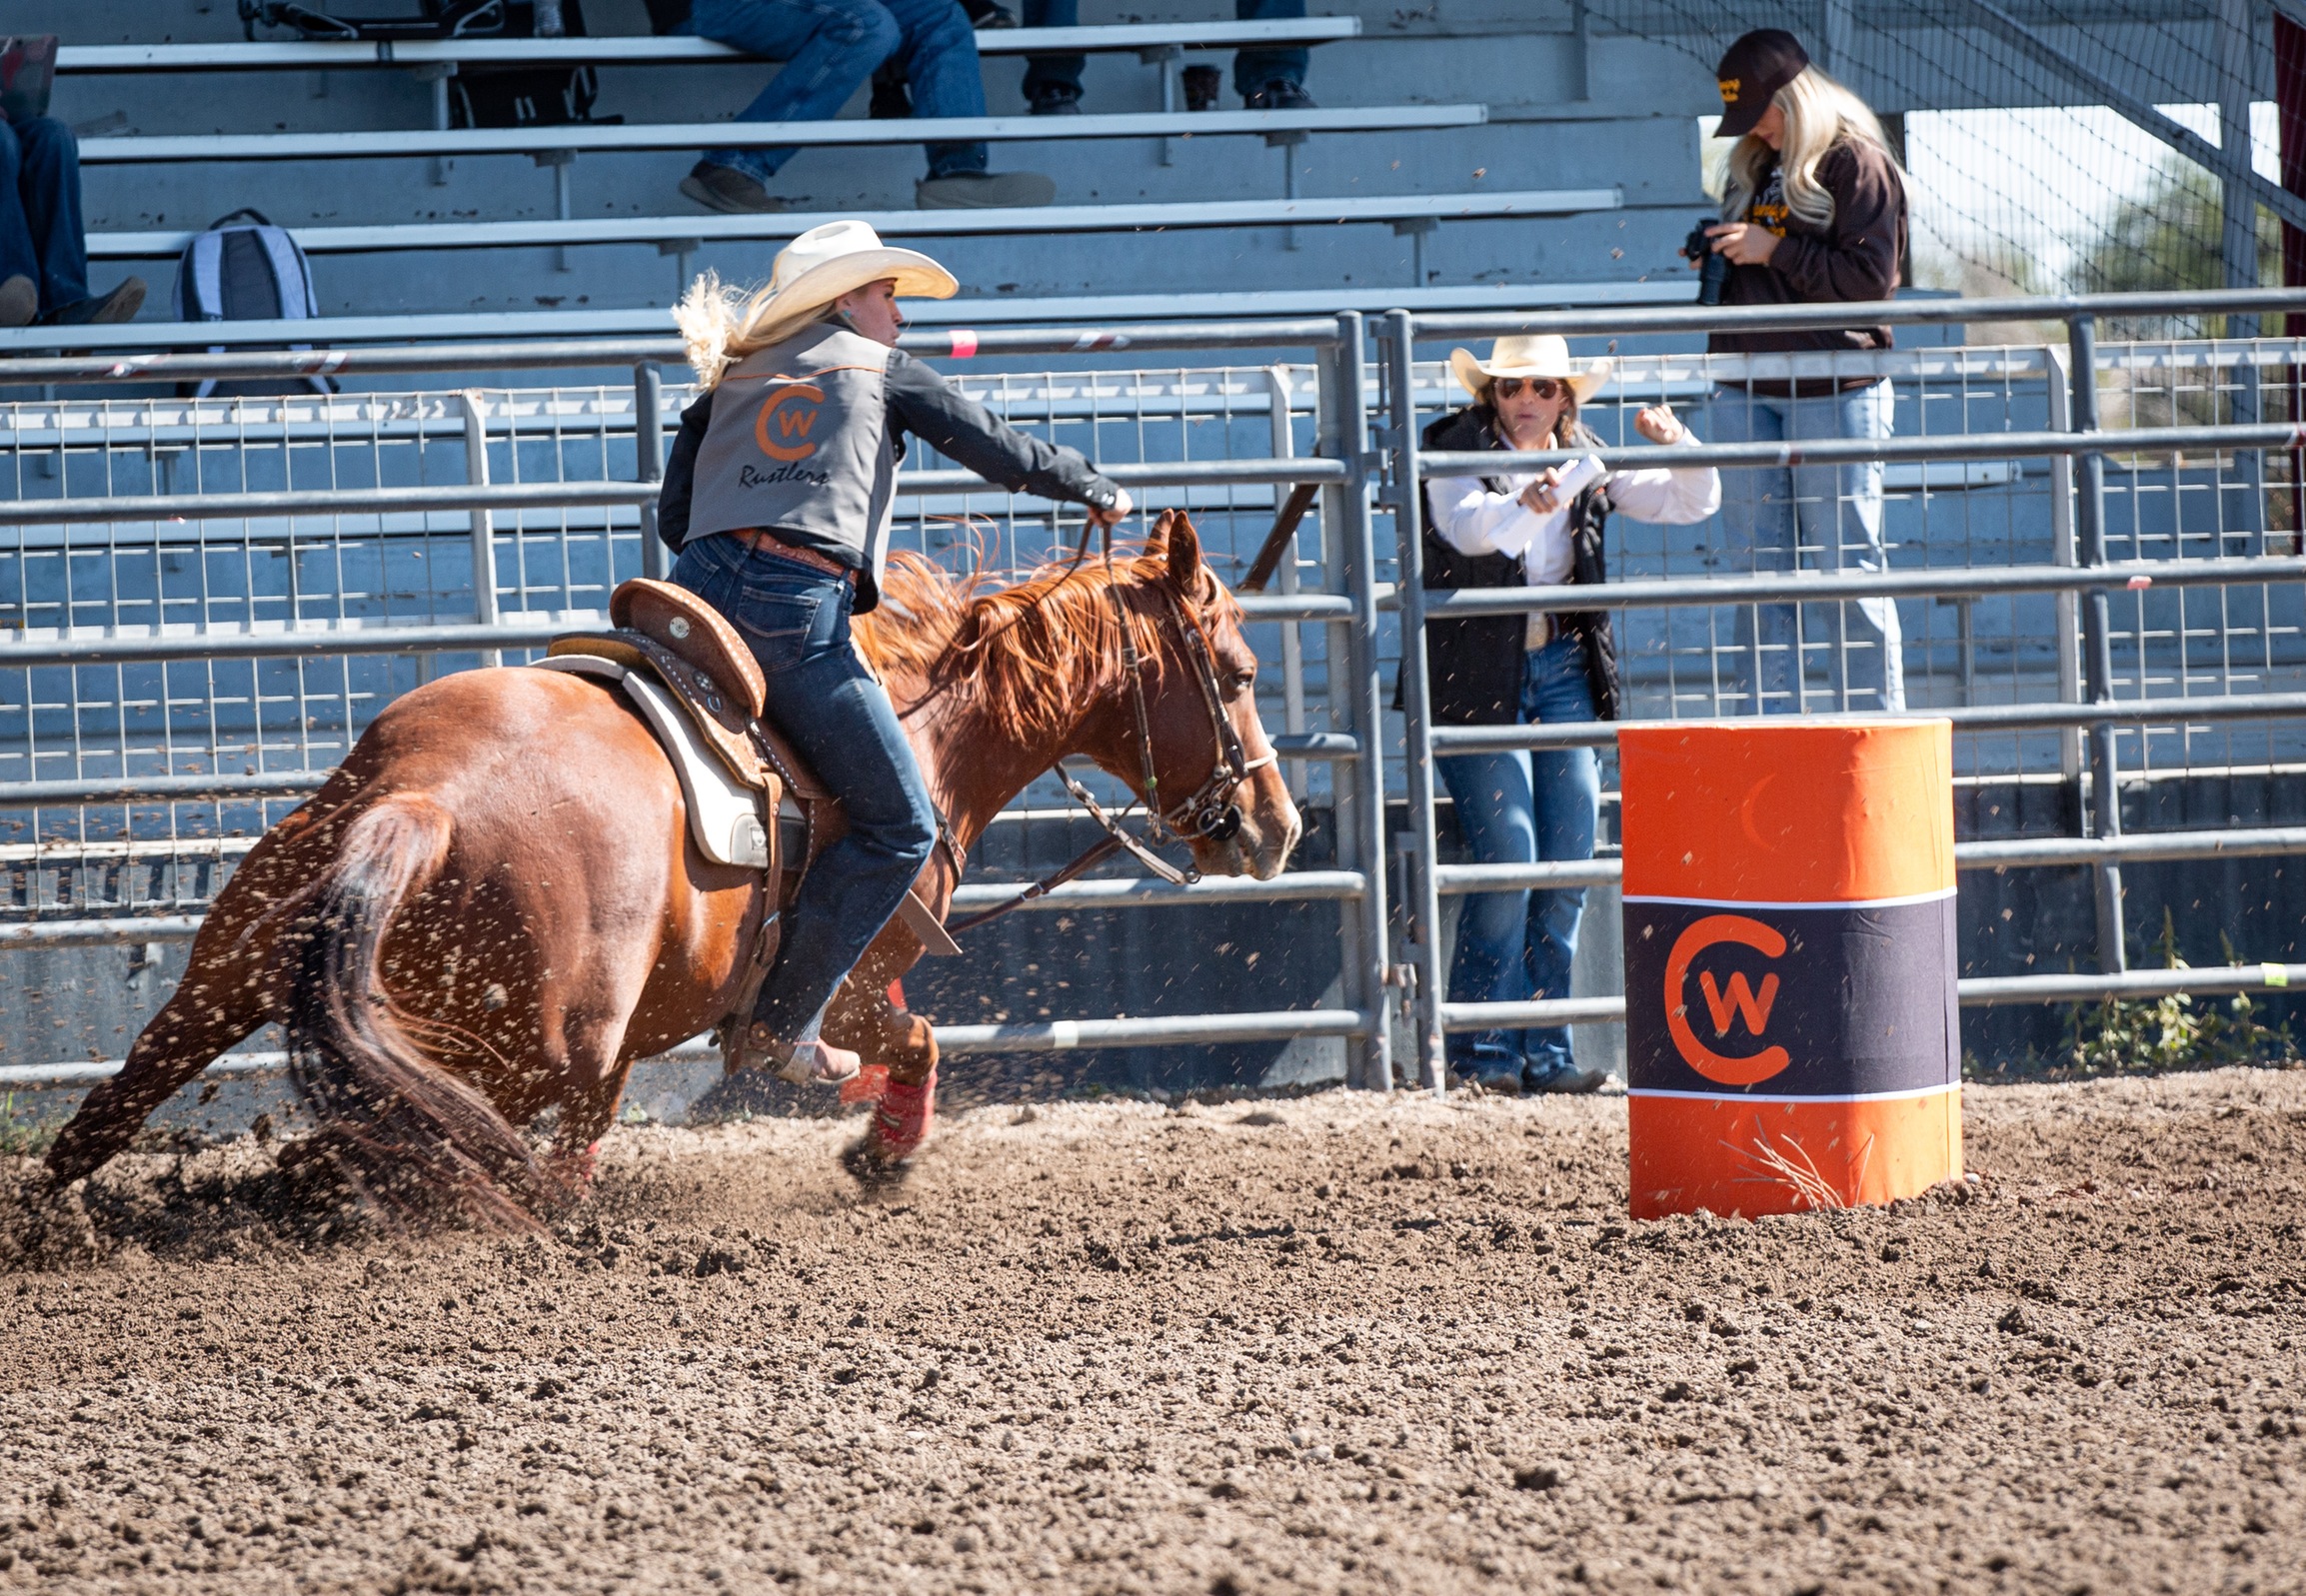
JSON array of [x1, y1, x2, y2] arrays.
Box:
[[1448, 335, 1612, 403], [743, 219, 959, 347]]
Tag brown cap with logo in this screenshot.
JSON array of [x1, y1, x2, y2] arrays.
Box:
[[1714, 28, 1809, 138]]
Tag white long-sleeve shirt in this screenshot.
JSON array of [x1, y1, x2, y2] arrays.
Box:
[[1427, 431, 1722, 587]]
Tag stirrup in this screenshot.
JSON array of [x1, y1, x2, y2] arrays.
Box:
[[742, 1023, 861, 1086]]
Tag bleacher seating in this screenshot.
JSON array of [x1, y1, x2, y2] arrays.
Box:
[[79, 106, 1488, 166], [54, 20, 1362, 74], [0, 281, 1700, 360], [16, 3, 1708, 332], [86, 190, 1624, 295]]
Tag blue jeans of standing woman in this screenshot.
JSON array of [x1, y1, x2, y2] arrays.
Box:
[[1708, 379, 1903, 713], [1436, 636, 1599, 1083], [672, 533, 938, 1047], [0, 117, 91, 317], [691, 0, 991, 182]]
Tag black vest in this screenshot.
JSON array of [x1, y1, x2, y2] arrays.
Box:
[[1415, 405, 1620, 726]]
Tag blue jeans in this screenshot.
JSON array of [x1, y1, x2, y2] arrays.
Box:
[[672, 533, 938, 1046], [1021, 0, 1306, 102], [692, 0, 990, 182], [0, 117, 90, 317], [1708, 379, 1904, 713], [1435, 637, 1600, 1078]]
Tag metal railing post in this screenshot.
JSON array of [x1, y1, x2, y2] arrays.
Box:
[[2044, 345, 2083, 823], [1332, 313, 1394, 1092], [1382, 309, 1447, 1092], [2068, 314, 2126, 972], [458, 389, 503, 669], [1264, 365, 1308, 798], [635, 361, 668, 582]]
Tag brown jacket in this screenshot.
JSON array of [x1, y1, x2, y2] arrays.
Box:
[[1707, 137, 1906, 364]]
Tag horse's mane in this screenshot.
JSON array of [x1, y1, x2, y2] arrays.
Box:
[[856, 543, 1239, 739]]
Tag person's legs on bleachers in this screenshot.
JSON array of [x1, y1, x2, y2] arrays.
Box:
[[684, 0, 903, 214], [1018, 0, 1085, 113], [1233, 0, 1313, 109], [0, 118, 143, 326], [890, 0, 1056, 207], [0, 120, 38, 327]]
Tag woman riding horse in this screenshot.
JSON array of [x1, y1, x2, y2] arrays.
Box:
[[663, 220, 1132, 1089]]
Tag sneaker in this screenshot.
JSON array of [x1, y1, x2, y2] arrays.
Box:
[[1029, 85, 1082, 116], [1244, 79, 1316, 112], [1449, 1041, 1523, 1094], [916, 169, 1057, 210], [0, 275, 34, 328], [680, 161, 786, 216], [1523, 1058, 1609, 1095], [1182, 64, 1221, 112], [40, 278, 146, 327], [1453, 1065, 1523, 1096]]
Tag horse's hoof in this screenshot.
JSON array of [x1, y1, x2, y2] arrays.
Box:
[[841, 1135, 914, 1190]]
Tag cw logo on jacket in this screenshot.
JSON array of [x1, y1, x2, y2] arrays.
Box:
[[756, 383, 827, 463]]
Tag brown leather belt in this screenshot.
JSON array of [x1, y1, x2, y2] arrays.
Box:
[[729, 526, 856, 584]]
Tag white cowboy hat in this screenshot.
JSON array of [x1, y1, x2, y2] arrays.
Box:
[[744, 219, 959, 347], [1447, 334, 1613, 403]]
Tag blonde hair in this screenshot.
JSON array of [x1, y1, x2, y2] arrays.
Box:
[[674, 270, 840, 391], [1721, 65, 1899, 230]]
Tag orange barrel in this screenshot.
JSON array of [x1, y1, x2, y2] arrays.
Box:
[[1619, 720, 1962, 1219]]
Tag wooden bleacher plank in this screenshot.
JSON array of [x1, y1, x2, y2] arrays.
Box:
[[85, 190, 1624, 259], [55, 20, 1362, 72], [79, 106, 1486, 164]]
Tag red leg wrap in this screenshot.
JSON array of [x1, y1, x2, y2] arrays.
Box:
[[840, 1063, 891, 1107], [872, 1066, 937, 1161]]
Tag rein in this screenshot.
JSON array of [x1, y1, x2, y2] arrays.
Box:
[[943, 531, 1272, 937]]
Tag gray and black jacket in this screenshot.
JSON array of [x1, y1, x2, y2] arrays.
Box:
[[659, 318, 1121, 613]]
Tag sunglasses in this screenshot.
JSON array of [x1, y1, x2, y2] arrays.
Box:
[[1491, 377, 1565, 402]]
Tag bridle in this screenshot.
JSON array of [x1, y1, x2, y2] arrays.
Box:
[[1108, 574, 1272, 849], [944, 536, 1272, 933]]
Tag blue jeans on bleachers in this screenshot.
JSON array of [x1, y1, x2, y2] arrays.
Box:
[[0, 117, 91, 318], [1021, 0, 1307, 104], [1435, 636, 1600, 1082], [1708, 379, 1905, 714], [671, 532, 938, 1049], [693, 0, 992, 182]]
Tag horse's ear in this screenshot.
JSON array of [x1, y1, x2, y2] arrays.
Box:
[[1144, 508, 1174, 558], [1163, 512, 1203, 592]]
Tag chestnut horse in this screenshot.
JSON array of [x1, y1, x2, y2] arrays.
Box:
[[42, 513, 1296, 1223]]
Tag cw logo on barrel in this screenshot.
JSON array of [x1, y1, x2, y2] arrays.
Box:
[[1621, 721, 1963, 1218], [1663, 912, 1789, 1086]]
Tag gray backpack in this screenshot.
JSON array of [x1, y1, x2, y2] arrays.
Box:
[[172, 209, 330, 398]]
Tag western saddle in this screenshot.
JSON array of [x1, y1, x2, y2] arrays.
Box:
[[543, 578, 958, 1070]]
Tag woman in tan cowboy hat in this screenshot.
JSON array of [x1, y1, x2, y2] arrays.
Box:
[[660, 220, 1131, 1095], [1419, 334, 1718, 1094]]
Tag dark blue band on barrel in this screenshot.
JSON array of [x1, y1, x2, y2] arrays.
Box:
[[1624, 894, 1960, 1098]]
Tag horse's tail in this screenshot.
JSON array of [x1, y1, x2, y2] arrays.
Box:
[[286, 794, 555, 1230]]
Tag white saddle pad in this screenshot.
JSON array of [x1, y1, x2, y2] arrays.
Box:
[[531, 655, 771, 869]]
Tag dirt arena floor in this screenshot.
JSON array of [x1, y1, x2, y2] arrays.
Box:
[[2, 1067, 2303, 1596]]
